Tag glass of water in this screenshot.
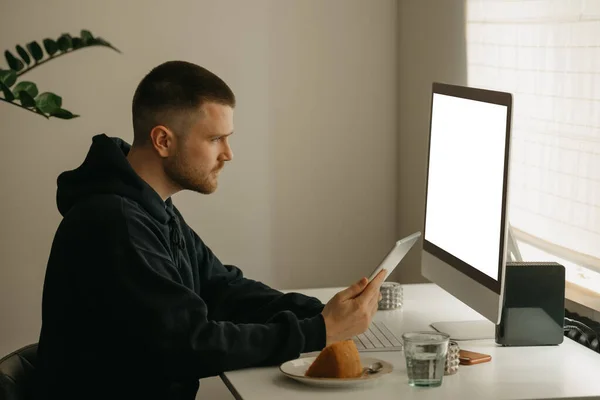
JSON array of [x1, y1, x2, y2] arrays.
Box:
[[402, 331, 450, 387]]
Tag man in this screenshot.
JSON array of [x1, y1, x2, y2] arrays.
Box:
[[35, 61, 386, 400]]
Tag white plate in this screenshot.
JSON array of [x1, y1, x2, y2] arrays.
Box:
[[279, 356, 393, 388]]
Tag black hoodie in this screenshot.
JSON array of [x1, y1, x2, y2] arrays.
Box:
[[35, 134, 326, 400]]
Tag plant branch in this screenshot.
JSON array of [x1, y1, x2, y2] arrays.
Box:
[[0, 96, 48, 118], [16, 44, 120, 77]]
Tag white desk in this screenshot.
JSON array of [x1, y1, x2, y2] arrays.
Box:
[[220, 283, 600, 400]]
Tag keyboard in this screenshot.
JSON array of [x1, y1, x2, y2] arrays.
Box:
[[353, 320, 404, 352]]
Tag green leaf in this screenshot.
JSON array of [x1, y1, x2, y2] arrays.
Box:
[[13, 81, 38, 99], [81, 30, 94, 45], [91, 37, 121, 53], [72, 37, 83, 49], [35, 92, 62, 114], [0, 81, 14, 101], [5, 50, 24, 71], [57, 34, 72, 52], [18, 91, 36, 107], [26, 41, 43, 62], [16, 45, 30, 65], [43, 39, 58, 56], [0, 69, 17, 87], [93, 37, 108, 45], [50, 108, 79, 119]]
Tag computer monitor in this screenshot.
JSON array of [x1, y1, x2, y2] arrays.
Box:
[[421, 82, 513, 340]]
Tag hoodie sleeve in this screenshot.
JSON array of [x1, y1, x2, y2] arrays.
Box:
[[194, 232, 325, 324], [77, 199, 326, 379]]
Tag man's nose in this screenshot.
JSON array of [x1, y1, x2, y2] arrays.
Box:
[[222, 141, 233, 161]]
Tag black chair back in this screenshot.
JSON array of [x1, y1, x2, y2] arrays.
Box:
[[0, 343, 38, 400]]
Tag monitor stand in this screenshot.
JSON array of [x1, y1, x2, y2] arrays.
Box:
[[430, 320, 495, 340]]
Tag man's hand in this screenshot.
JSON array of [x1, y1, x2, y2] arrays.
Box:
[[321, 269, 387, 347]]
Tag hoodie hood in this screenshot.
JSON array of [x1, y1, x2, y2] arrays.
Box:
[[57, 133, 170, 224]]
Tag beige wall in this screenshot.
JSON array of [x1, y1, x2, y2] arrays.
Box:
[[394, 0, 467, 283], [0, 0, 397, 397]]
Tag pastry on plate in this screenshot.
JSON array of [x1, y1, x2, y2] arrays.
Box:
[[305, 339, 362, 378]]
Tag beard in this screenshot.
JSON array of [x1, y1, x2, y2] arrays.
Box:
[[164, 150, 222, 195]]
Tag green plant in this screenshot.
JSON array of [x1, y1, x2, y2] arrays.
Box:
[[0, 29, 120, 120]]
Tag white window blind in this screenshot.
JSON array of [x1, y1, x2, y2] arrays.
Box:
[[466, 0, 600, 291]]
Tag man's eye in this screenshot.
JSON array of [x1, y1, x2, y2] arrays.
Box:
[[212, 137, 222, 142]]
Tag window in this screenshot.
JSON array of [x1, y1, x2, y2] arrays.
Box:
[[466, 0, 600, 294]]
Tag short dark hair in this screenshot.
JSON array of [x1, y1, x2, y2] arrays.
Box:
[[131, 61, 236, 145]]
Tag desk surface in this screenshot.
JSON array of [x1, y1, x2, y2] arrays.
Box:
[[220, 283, 600, 400]]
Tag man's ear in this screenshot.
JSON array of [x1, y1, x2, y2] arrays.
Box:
[[149, 126, 175, 158]]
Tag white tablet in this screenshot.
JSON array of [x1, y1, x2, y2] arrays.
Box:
[[368, 231, 422, 282]]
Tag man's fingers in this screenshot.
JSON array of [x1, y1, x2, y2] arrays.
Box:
[[362, 269, 387, 299], [371, 291, 382, 309], [367, 288, 382, 310], [338, 277, 368, 300], [372, 296, 379, 315]]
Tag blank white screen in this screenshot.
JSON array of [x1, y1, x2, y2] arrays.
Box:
[[425, 93, 508, 280]]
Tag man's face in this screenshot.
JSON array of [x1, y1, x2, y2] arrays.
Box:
[[164, 102, 234, 194]]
